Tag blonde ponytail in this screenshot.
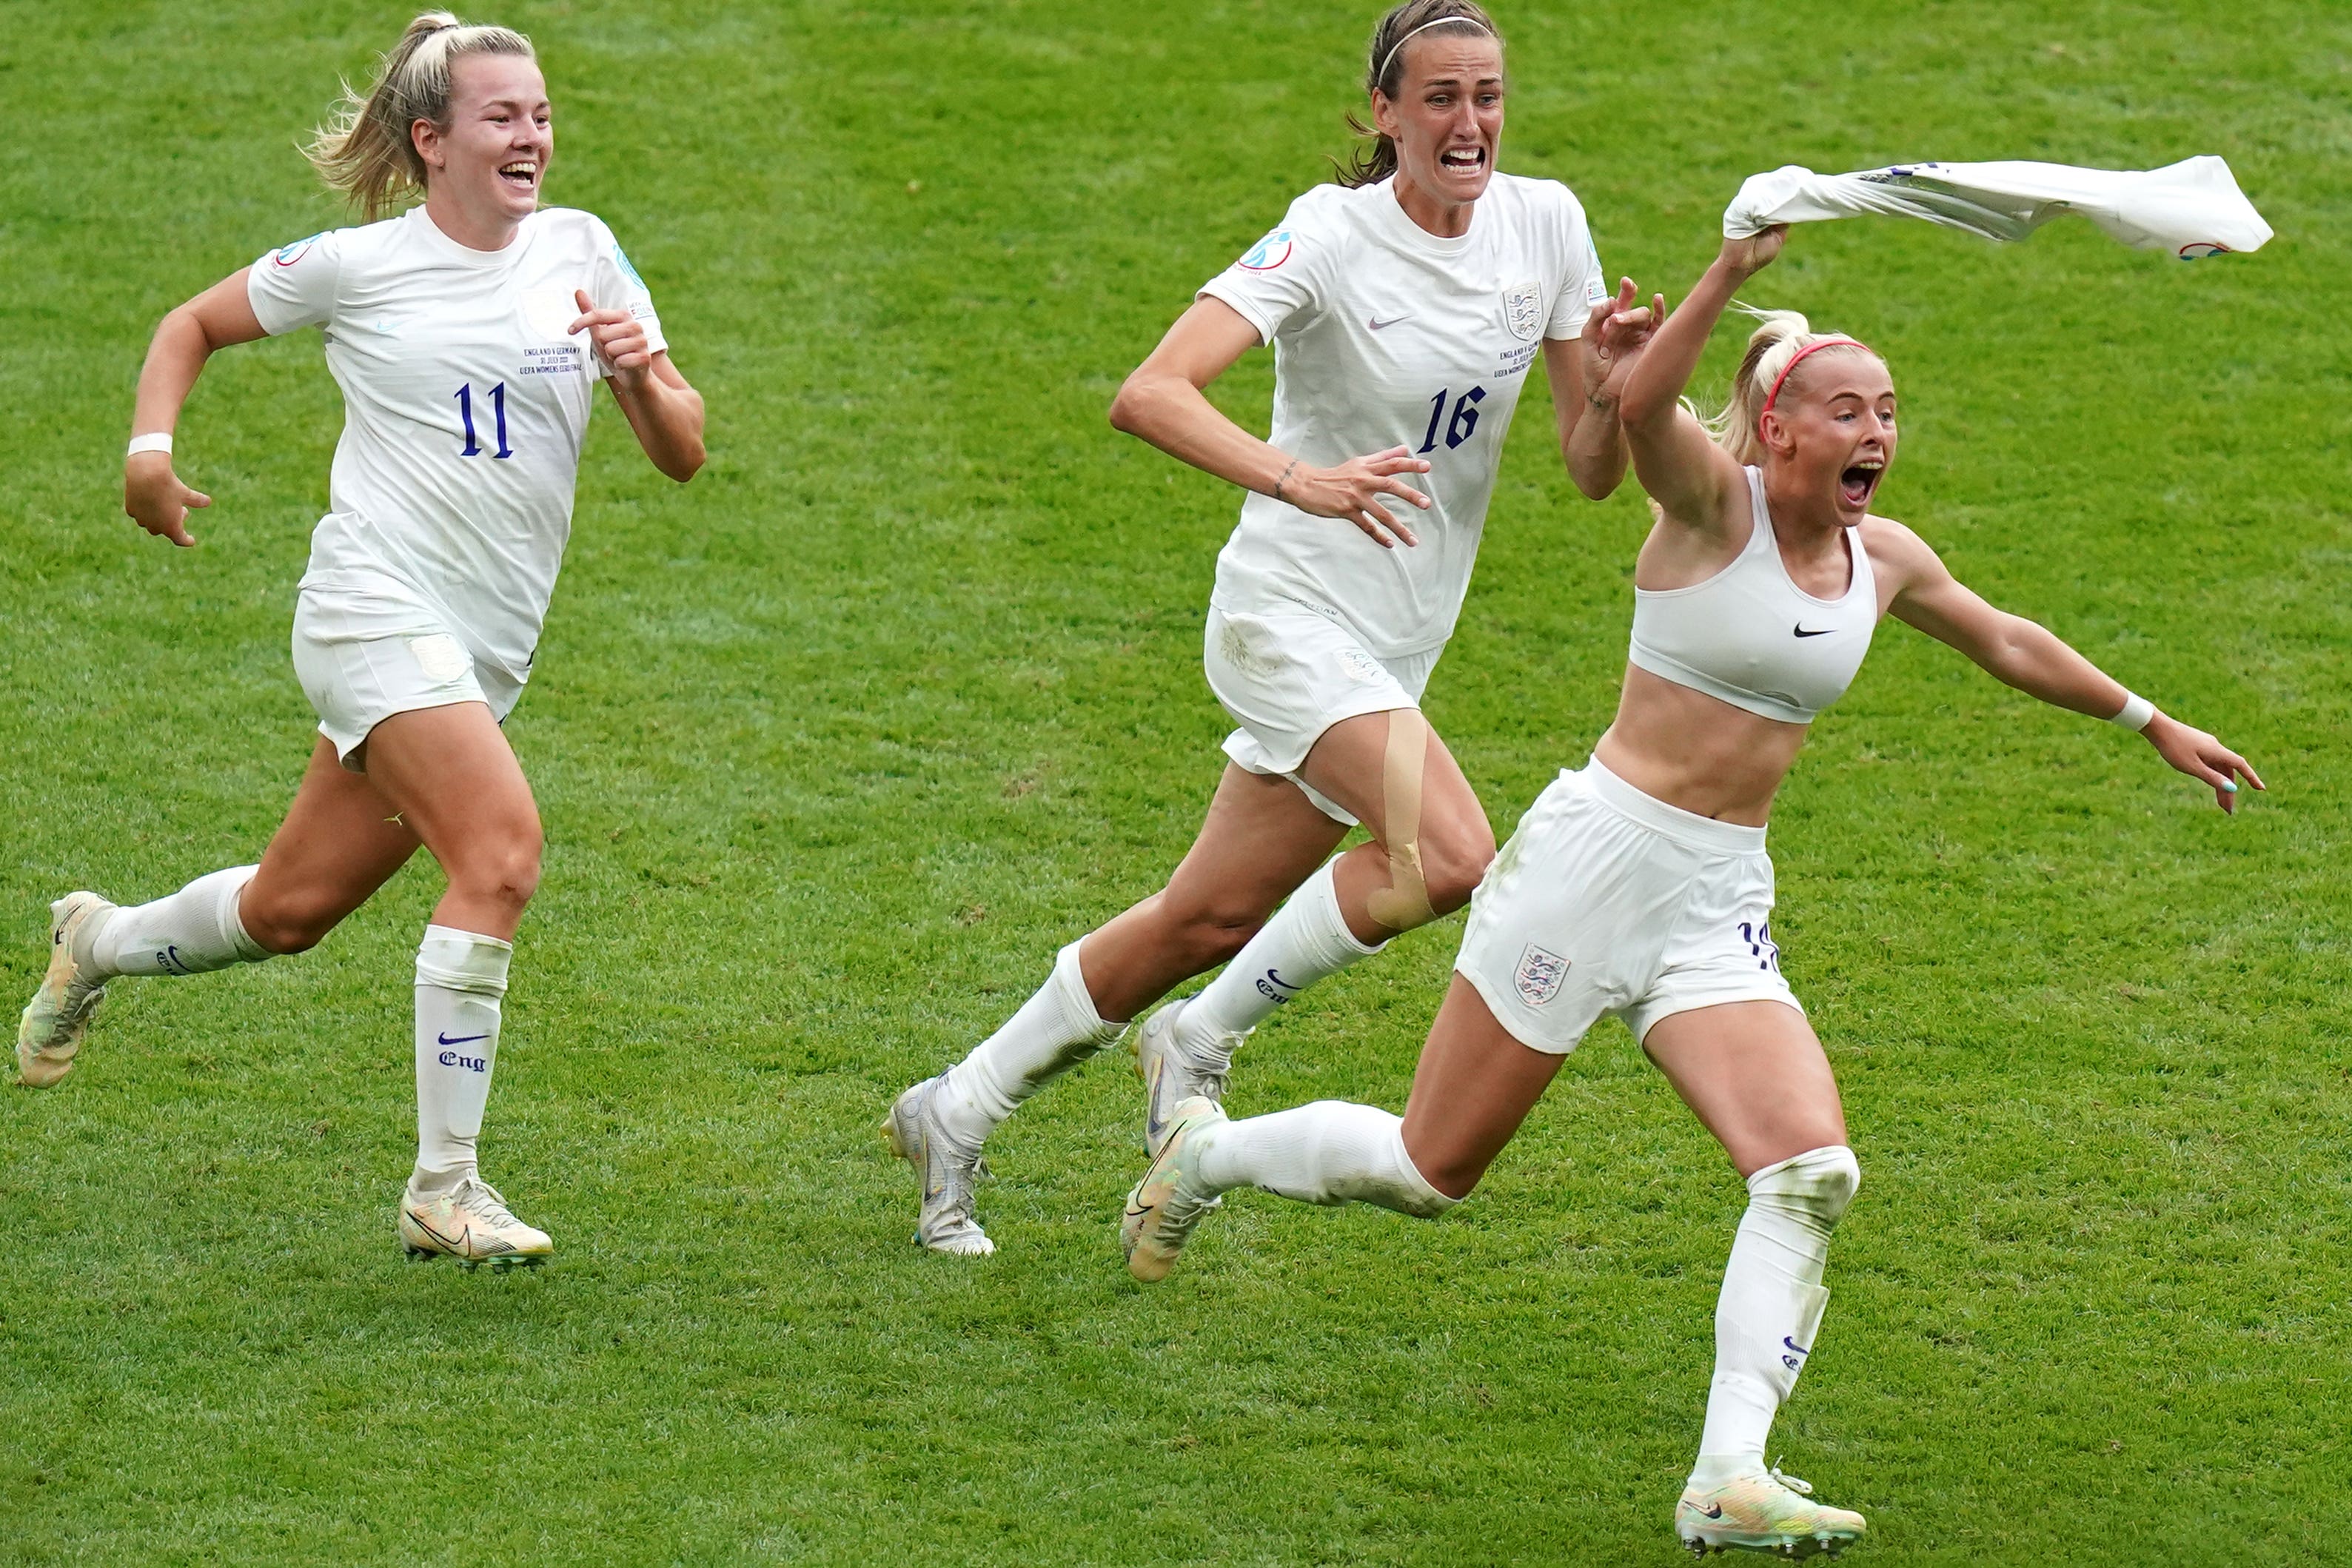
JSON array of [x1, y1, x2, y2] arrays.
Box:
[[304, 11, 535, 221], [1701, 308, 1881, 466]]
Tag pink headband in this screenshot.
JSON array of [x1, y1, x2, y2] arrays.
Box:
[[1758, 338, 1874, 421]]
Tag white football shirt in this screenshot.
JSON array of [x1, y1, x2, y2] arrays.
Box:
[[247, 205, 666, 686], [1199, 173, 1605, 657]]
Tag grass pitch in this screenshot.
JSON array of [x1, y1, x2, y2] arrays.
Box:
[[4, 1, 2348, 1561]]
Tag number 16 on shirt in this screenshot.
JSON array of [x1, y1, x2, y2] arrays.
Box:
[[1418, 385, 1486, 455]]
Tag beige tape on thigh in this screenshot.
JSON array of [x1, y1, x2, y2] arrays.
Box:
[[1364, 708, 1435, 932]]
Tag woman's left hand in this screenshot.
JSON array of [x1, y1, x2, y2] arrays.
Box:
[[1580, 277, 1664, 406], [569, 289, 652, 383], [2145, 713, 2265, 813]]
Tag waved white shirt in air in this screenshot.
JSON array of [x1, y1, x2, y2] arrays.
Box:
[[247, 205, 666, 686], [1199, 173, 1606, 658]]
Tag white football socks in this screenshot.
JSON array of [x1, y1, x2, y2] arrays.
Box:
[[83, 865, 268, 978], [412, 925, 513, 1190], [1194, 1099, 1455, 1218], [934, 939, 1127, 1147], [1689, 1145, 1861, 1487], [1179, 860, 1384, 1068]]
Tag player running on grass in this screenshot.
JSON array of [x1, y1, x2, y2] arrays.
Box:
[[1121, 221, 2261, 1555], [888, 0, 1657, 1255], [15, 13, 705, 1269]]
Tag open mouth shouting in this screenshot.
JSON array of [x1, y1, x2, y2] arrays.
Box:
[[1439, 144, 1487, 177], [497, 158, 540, 193], [1838, 458, 1885, 510]]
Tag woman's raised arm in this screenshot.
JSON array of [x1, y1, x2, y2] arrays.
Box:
[[1619, 229, 1787, 533], [125, 269, 269, 546]]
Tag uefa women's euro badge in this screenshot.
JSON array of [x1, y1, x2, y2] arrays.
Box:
[[1239, 230, 1295, 272]]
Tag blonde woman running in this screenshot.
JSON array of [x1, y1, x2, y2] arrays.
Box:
[[887, 0, 1653, 1256], [1122, 223, 2259, 1555], [15, 13, 705, 1269]]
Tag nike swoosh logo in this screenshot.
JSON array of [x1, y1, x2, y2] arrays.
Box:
[[410, 1211, 465, 1250], [1145, 1060, 1170, 1142], [1783, 1336, 1810, 1355], [1793, 624, 1834, 638], [1368, 315, 1410, 331], [1125, 1202, 1156, 1221], [437, 1031, 490, 1046]]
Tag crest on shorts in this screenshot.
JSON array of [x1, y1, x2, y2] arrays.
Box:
[[1338, 646, 1385, 685], [1514, 943, 1569, 1006], [1502, 281, 1544, 341]]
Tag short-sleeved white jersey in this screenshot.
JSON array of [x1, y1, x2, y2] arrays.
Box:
[[247, 205, 665, 686], [1199, 173, 1605, 658]]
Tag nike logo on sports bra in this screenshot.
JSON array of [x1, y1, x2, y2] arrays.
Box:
[[1792, 623, 1835, 638]]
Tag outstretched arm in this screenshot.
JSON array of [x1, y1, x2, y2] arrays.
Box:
[[1878, 520, 2264, 812], [124, 269, 269, 546], [1109, 295, 1433, 550], [570, 291, 706, 483], [1618, 229, 1785, 533]]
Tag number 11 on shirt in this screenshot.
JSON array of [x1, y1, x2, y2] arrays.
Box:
[[1417, 385, 1487, 455], [455, 382, 514, 460]]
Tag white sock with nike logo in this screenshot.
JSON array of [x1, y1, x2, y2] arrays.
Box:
[[412, 925, 513, 1190], [1180, 860, 1384, 1068], [1689, 1145, 1860, 1489], [85, 865, 268, 977]]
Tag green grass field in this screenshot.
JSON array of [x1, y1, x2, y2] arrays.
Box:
[[4, 0, 2348, 1561]]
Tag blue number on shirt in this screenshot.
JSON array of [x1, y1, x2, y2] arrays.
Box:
[[454, 383, 515, 460], [1415, 386, 1488, 455]]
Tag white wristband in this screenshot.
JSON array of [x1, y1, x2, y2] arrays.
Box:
[[2108, 692, 2157, 731], [127, 432, 173, 458]]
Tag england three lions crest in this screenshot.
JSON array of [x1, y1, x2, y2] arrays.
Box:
[[1514, 944, 1568, 1006], [1502, 281, 1544, 343]]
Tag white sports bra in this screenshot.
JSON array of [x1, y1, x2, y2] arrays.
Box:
[[1626, 466, 1877, 724]]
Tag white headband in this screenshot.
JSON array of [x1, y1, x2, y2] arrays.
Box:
[[1376, 13, 1495, 87]]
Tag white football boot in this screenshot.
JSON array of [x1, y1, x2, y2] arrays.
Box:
[[1121, 1095, 1227, 1282], [398, 1174, 553, 1270], [1133, 995, 1239, 1159], [16, 893, 116, 1088], [1676, 1464, 1866, 1558], [881, 1076, 995, 1256]]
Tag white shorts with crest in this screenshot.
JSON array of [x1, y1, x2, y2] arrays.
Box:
[[1202, 604, 1442, 826], [291, 571, 524, 772], [1455, 757, 1801, 1053]]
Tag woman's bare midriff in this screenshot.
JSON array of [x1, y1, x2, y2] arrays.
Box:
[[1589, 665, 1811, 827]]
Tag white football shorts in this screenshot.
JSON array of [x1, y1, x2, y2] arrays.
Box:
[[1455, 757, 1801, 1053], [1203, 604, 1442, 825], [291, 570, 524, 771]]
